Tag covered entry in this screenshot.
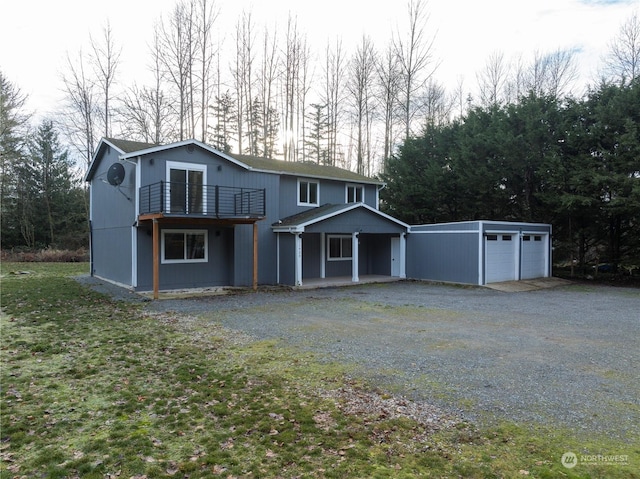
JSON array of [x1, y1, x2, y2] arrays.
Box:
[[273, 204, 409, 286]]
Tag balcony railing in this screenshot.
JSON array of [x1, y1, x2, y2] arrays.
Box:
[[139, 181, 265, 218]]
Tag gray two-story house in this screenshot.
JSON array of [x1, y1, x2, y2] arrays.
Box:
[[86, 138, 409, 297]]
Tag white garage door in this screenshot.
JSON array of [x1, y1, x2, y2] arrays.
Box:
[[521, 234, 547, 280], [485, 234, 517, 283]]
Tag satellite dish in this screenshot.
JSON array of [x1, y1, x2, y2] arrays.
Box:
[[107, 163, 126, 186]]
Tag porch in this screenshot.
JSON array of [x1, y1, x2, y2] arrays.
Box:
[[293, 274, 403, 290], [272, 203, 410, 287]]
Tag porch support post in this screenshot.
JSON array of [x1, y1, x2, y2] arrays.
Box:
[[294, 233, 303, 286], [152, 218, 159, 300], [352, 232, 359, 283], [252, 222, 258, 291], [320, 232, 326, 279], [399, 232, 407, 279]]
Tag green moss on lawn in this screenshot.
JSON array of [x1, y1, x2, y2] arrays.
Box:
[[1, 263, 638, 478]]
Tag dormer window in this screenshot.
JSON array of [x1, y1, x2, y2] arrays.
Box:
[[298, 179, 319, 206], [346, 184, 364, 203]]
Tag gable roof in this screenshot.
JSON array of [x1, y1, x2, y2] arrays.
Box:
[[85, 138, 158, 181], [97, 138, 382, 185], [106, 138, 157, 153], [229, 153, 381, 184], [272, 203, 410, 233]]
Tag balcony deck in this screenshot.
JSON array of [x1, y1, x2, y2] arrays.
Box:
[[138, 181, 265, 222]]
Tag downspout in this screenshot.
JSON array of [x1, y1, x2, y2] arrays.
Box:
[[376, 184, 386, 210], [89, 220, 94, 276]]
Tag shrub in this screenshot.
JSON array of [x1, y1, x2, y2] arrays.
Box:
[[0, 248, 89, 263]]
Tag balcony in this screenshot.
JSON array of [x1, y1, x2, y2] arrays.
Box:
[[139, 181, 265, 220]]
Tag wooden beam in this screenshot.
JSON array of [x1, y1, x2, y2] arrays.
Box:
[[152, 219, 159, 300], [252, 222, 258, 291]]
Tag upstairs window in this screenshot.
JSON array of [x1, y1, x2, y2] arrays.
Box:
[[346, 184, 364, 203], [166, 161, 206, 214], [298, 179, 319, 206]]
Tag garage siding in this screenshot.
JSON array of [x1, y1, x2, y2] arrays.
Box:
[[407, 221, 551, 286], [406, 231, 479, 284]]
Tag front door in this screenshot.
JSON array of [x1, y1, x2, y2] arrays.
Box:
[[391, 237, 401, 277]]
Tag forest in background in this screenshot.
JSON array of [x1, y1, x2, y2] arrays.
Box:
[[0, 0, 638, 276]]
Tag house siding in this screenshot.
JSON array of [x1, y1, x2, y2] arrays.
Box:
[[135, 224, 234, 291], [304, 209, 405, 234], [89, 146, 137, 285], [135, 145, 280, 288], [278, 233, 296, 285]]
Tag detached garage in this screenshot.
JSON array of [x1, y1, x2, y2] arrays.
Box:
[[406, 221, 552, 285]]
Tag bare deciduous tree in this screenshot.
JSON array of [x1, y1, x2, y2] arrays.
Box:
[[60, 50, 99, 166], [347, 35, 377, 175], [195, 0, 219, 142], [376, 43, 401, 165], [477, 51, 508, 107], [232, 9, 256, 154], [421, 78, 451, 128], [90, 21, 121, 138], [394, 0, 438, 140], [323, 38, 347, 166], [158, 1, 196, 140], [258, 25, 280, 158], [604, 10, 640, 84]]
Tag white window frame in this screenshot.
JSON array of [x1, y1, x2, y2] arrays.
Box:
[[161, 229, 208, 264], [297, 178, 319, 206], [327, 235, 353, 261], [346, 184, 365, 204], [166, 161, 207, 214]]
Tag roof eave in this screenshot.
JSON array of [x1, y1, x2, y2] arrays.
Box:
[[119, 139, 252, 171], [85, 138, 126, 182], [245, 166, 383, 185]]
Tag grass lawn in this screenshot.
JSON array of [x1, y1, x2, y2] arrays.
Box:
[[1, 263, 638, 478]]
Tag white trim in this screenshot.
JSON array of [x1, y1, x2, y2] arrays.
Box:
[[409, 230, 479, 234], [478, 226, 484, 285], [297, 178, 320, 206], [327, 235, 353, 261], [276, 233, 280, 284], [121, 138, 250, 170], [131, 227, 137, 287], [351, 232, 359, 282], [166, 161, 208, 214], [294, 233, 303, 286], [132, 159, 141, 287], [93, 275, 135, 291], [345, 183, 365, 204], [320, 232, 326, 278], [120, 138, 384, 185], [399, 233, 406, 279], [412, 220, 551, 229], [161, 229, 208, 264]]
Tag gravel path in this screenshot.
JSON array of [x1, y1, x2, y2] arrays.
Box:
[[79, 276, 640, 441]]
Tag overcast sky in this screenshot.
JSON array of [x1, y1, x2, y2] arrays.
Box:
[[1, 0, 638, 121]]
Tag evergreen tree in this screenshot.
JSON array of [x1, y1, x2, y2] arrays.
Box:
[[0, 71, 31, 248]]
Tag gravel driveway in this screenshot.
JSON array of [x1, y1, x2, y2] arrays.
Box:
[[83, 276, 640, 441]]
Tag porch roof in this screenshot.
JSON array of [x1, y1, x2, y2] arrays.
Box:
[[272, 203, 410, 234]]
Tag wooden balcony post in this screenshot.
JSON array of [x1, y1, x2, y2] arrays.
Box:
[[253, 221, 258, 291]]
